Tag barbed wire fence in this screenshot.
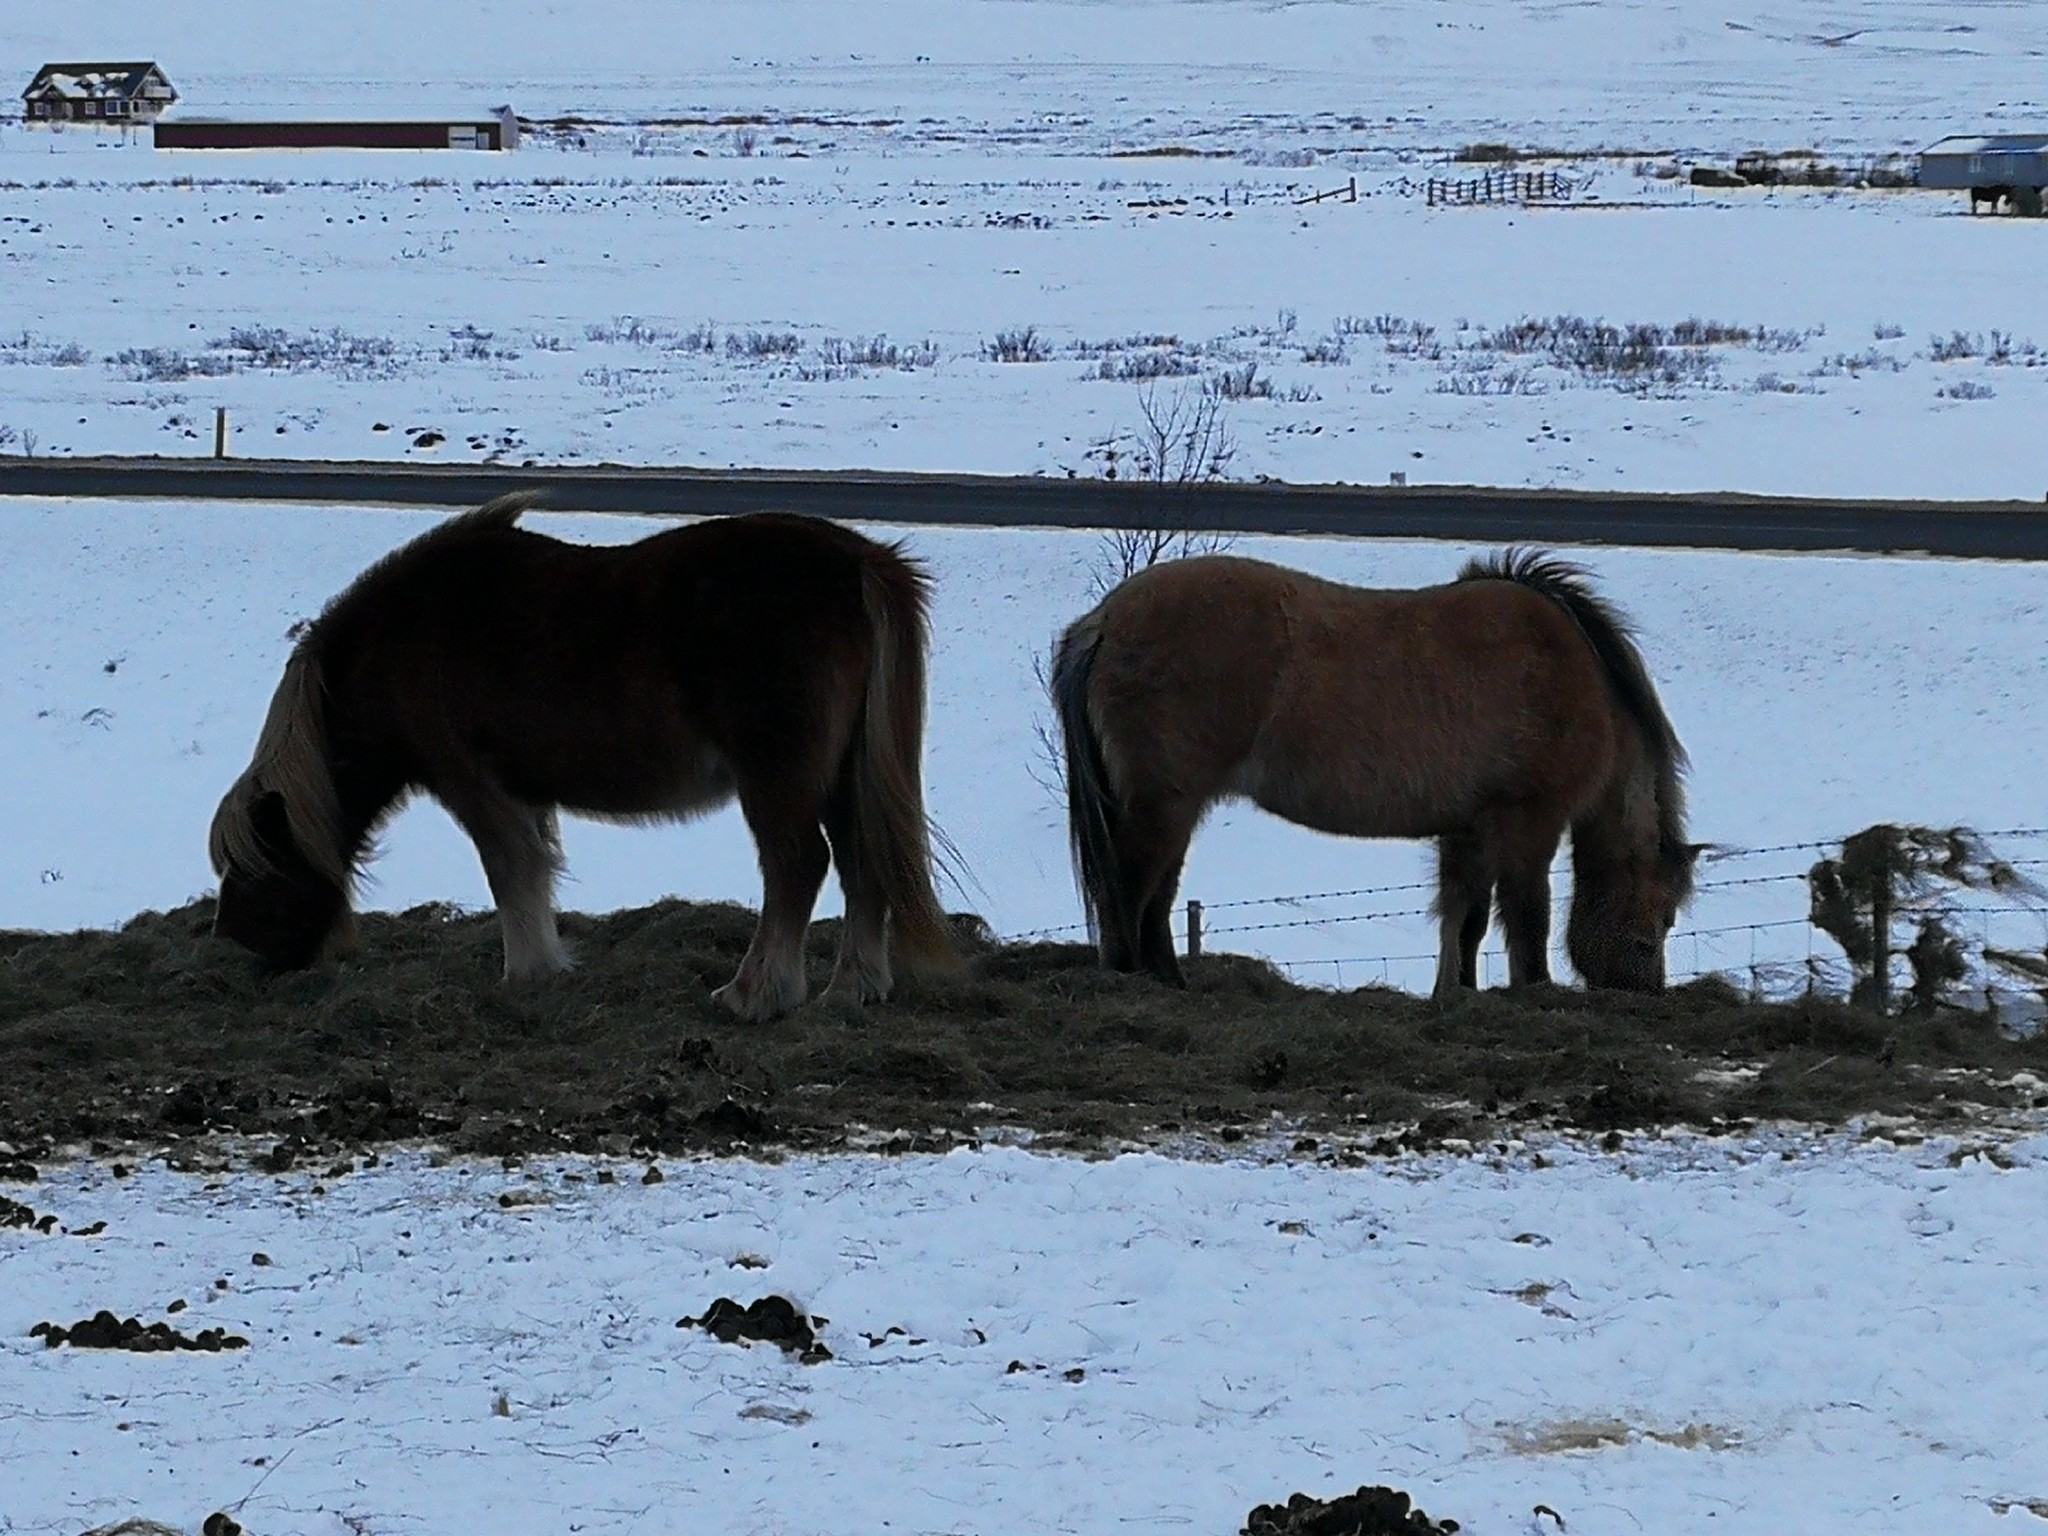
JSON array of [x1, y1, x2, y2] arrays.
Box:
[[1004, 826, 2048, 1010]]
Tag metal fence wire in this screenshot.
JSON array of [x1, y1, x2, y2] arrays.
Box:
[[1004, 827, 2048, 1001]]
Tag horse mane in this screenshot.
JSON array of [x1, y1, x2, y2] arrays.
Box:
[[209, 493, 546, 892], [1458, 549, 1690, 852], [207, 646, 351, 889]]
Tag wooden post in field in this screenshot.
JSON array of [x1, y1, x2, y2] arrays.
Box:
[[1185, 899, 1203, 959], [1871, 842, 1892, 1013], [213, 407, 227, 458]]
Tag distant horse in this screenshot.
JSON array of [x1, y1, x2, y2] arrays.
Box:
[[209, 495, 959, 1019], [1052, 550, 1697, 1000]]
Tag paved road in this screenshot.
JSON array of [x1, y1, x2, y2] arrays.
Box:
[[4, 456, 2046, 558]]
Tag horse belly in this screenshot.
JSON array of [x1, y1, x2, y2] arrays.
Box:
[[1236, 755, 1461, 842], [478, 705, 736, 823]]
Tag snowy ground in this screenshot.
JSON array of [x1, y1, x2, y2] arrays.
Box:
[[6, 5, 2048, 497], [4, 1131, 2047, 1536], [5, 499, 2048, 997]]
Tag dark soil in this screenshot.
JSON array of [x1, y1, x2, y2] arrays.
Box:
[[32, 1309, 249, 1352], [1, 898, 2045, 1163], [1, 1193, 55, 1232], [1245, 1485, 1458, 1536], [681, 1294, 832, 1363]]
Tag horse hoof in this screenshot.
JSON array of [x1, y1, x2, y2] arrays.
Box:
[[823, 970, 891, 1008], [503, 948, 575, 983], [712, 976, 805, 1022]]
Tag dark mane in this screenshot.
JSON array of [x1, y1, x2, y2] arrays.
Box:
[[301, 491, 542, 652], [1459, 548, 1689, 851]]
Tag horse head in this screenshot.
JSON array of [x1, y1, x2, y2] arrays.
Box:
[[1568, 838, 1701, 992], [211, 788, 356, 970], [208, 648, 359, 972]]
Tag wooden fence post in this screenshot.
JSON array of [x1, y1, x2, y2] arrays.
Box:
[[1185, 899, 1203, 959], [214, 407, 227, 459]]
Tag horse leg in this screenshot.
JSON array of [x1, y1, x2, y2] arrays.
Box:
[[821, 785, 891, 1005], [1117, 797, 1202, 987], [717, 781, 833, 1021], [1495, 813, 1565, 988], [1433, 832, 1493, 1002], [442, 788, 571, 980]]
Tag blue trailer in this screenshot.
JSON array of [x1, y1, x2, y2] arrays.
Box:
[[1920, 133, 2048, 212]]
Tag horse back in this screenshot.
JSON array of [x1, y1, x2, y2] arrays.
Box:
[[308, 511, 899, 816], [1080, 556, 1299, 795], [1083, 555, 1625, 836]]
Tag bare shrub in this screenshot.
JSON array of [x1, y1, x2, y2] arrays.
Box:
[[1, 333, 93, 368], [586, 317, 678, 347], [1929, 331, 1981, 363], [1208, 360, 1273, 400], [725, 329, 801, 360], [107, 348, 234, 382], [816, 335, 936, 370], [1092, 347, 1200, 382], [1336, 315, 1441, 359], [985, 326, 1049, 363], [217, 327, 400, 373]]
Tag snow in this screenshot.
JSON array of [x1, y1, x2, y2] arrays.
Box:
[[6, 6, 2048, 497], [4, 1133, 2045, 1536]]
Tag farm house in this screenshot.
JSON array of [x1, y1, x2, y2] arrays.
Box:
[[20, 61, 177, 124], [1920, 132, 2048, 212]]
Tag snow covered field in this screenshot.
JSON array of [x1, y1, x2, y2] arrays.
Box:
[[6, 1133, 2048, 1536], [5, 4, 2048, 496], [8, 9, 2048, 1535]]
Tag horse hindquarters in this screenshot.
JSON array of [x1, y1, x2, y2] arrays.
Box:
[[1057, 558, 1303, 987], [821, 553, 959, 1005]]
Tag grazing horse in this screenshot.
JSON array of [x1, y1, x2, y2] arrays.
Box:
[[1052, 550, 1697, 1000], [209, 495, 959, 1019]]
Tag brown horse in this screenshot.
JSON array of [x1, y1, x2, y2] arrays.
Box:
[[1052, 550, 1697, 999], [209, 495, 959, 1019]]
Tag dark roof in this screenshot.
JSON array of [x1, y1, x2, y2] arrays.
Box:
[[23, 62, 175, 102]]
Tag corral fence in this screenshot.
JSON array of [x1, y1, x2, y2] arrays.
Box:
[[1425, 168, 1576, 206], [1010, 826, 2048, 1014]]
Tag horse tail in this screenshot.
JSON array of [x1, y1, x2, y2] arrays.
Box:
[[1050, 611, 1125, 942], [207, 644, 353, 892], [1459, 548, 1689, 849], [851, 543, 961, 975]]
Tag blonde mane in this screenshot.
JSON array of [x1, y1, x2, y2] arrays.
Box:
[[207, 647, 351, 890]]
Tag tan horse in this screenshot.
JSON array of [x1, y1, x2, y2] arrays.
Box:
[[209, 495, 959, 1020], [1052, 550, 1697, 999]]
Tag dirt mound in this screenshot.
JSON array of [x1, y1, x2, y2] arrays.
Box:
[[0, 897, 2044, 1160], [1, 1193, 54, 1231], [680, 1295, 831, 1363], [1245, 1484, 1458, 1535], [32, 1310, 248, 1352]]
